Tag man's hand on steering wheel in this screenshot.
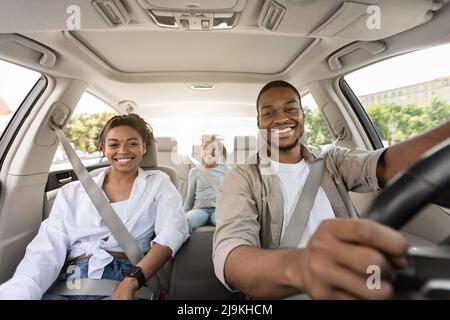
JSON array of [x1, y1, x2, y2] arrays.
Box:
[[286, 219, 408, 299]]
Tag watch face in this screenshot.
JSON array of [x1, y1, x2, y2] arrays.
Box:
[[126, 266, 145, 289], [128, 266, 141, 276]]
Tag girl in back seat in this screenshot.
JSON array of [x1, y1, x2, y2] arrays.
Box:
[[184, 135, 229, 233]]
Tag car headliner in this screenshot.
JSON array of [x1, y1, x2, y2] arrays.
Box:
[[0, 0, 449, 118]]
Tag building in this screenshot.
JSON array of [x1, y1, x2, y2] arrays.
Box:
[[358, 76, 450, 106]]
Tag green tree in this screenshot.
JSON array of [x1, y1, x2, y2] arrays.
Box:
[[365, 103, 393, 141], [303, 105, 332, 147], [365, 98, 450, 144], [428, 97, 450, 126], [65, 112, 115, 153]]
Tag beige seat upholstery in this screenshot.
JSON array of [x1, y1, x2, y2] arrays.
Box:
[[155, 137, 191, 201], [169, 226, 236, 300], [229, 135, 257, 165], [300, 131, 308, 145], [166, 144, 237, 299], [191, 143, 202, 162]]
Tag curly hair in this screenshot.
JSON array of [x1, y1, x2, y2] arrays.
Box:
[[201, 134, 227, 161], [97, 113, 154, 155]]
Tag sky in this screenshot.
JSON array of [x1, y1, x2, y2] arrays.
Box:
[[0, 60, 111, 114], [0, 60, 41, 111], [345, 43, 450, 95]]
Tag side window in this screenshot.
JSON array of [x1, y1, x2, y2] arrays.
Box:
[[345, 44, 450, 147], [50, 92, 116, 170], [301, 93, 332, 147], [0, 59, 41, 139]]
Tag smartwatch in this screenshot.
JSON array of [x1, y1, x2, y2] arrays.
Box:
[[125, 266, 146, 290]]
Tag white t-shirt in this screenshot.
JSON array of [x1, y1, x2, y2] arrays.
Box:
[[274, 159, 335, 248], [110, 199, 129, 219]]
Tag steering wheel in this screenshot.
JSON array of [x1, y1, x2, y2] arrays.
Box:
[[364, 138, 450, 299]]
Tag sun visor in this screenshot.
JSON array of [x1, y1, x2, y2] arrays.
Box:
[[258, 0, 439, 41]]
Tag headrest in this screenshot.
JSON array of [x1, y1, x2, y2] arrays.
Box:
[[156, 136, 178, 151], [300, 131, 308, 145], [234, 136, 257, 150], [140, 138, 157, 167], [192, 144, 201, 157]]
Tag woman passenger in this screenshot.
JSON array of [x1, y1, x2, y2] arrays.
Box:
[[0, 114, 189, 300]]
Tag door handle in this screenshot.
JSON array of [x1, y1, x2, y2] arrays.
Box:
[[56, 171, 73, 184], [58, 176, 72, 184]]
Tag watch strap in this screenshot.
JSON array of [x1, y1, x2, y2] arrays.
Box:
[[126, 266, 146, 290]]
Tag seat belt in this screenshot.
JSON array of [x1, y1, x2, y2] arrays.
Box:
[[280, 146, 331, 248], [187, 155, 218, 191], [46, 278, 154, 300], [47, 117, 159, 299]]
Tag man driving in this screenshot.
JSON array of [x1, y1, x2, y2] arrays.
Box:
[[212, 80, 450, 299]]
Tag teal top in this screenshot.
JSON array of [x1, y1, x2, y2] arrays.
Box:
[[183, 164, 229, 212]]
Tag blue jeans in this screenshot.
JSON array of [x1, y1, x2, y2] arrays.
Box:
[[185, 207, 216, 233], [42, 258, 132, 300]]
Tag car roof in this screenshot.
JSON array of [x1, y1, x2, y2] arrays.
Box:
[[1, 0, 450, 118]]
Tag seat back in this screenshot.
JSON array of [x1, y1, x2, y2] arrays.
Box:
[[300, 130, 308, 145], [139, 138, 178, 184], [230, 135, 257, 165], [155, 137, 191, 200], [168, 226, 235, 299], [191, 143, 202, 162]]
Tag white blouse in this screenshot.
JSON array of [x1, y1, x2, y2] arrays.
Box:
[[0, 167, 189, 300]]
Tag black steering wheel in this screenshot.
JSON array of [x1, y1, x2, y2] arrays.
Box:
[[364, 137, 450, 299]]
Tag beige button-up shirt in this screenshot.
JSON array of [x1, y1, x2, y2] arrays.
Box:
[[213, 143, 385, 290]]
